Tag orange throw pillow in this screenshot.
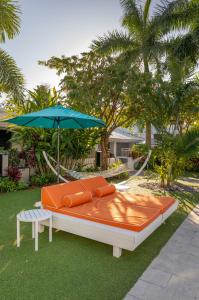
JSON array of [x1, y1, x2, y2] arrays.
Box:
[[94, 184, 116, 197], [62, 191, 92, 208]]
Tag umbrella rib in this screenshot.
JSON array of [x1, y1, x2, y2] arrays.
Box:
[[73, 118, 84, 128], [56, 117, 82, 127], [19, 116, 54, 127], [20, 117, 40, 126]]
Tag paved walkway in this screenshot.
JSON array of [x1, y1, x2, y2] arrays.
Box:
[[124, 204, 199, 300]]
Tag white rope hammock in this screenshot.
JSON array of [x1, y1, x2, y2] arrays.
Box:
[[43, 151, 69, 182], [43, 151, 129, 181], [42, 150, 152, 186], [118, 150, 152, 186]]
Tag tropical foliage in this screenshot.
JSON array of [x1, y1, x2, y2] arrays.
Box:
[[152, 129, 199, 188], [127, 61, 199, 135], [8, 85, 97, 174], [0, 176, 27, 192], [0, 0, 24, 99]]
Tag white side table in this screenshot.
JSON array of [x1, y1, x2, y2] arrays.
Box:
[[17, 209, 52, 251]]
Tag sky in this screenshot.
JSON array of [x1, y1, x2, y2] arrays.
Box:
[[2, 0, 160, 90]]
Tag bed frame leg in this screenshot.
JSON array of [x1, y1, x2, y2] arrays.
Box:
[[113, 246, 122, 258], [38, 224, 45, 233]]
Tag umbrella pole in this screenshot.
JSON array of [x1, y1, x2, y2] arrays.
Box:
[[57, 121, 60, 183]]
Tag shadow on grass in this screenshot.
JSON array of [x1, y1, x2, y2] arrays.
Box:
[[171, 190, 198, 213]]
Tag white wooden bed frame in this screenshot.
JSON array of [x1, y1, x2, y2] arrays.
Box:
[[39, 201, 178, 258]]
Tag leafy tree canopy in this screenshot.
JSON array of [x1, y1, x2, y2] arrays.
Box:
[[40, 52, 137, 169]]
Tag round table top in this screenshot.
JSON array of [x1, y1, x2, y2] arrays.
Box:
[[17, 209, 52, 222]]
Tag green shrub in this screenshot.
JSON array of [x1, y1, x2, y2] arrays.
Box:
[[0, 177, 16, 192], [17, 181, 29, 190], [0, 177, 28, 193], [30, 174, 56, 186], [132, 144, 149, 158], [185, 156, 199, 172], [152, 129, 199, 188], [108, 160, 122, 170]]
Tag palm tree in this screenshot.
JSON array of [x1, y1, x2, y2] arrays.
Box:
[[91, 0, 163, 147], [91, 0, 196, 147], [155, 0, 199, 64], [0, 0, 24, 98]]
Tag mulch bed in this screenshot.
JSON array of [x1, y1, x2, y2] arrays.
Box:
[[138, 181, 199, 193]]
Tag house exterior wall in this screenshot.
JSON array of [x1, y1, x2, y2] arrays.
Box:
[[110, 141, 134, 157], [116, 142, 132, 156], [109, 142, 114, 157]]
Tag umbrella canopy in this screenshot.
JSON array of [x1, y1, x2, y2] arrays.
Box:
[[6, 104, 105, 129], [6, 104, 105, 182]]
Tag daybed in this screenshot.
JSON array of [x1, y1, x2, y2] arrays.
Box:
[[40, 176, 178, 257]]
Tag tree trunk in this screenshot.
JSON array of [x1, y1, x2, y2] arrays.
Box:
[[160, 177, 165, 188], [144, 57, 149, 73], [100, 133, 109, 170], [144, 56, 152, 148], [146, 121, 151, 148]]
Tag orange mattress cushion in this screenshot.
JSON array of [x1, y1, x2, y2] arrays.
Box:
[[96, 192, 176, 214], [41, 180, 85, 209], [44, 196, 161, 232], [62, 191, 92, 208], [95, 184, 116, 197], [121, 193, 176, 214], [41, 180, 176, 232], [80, 176, 109, 196]]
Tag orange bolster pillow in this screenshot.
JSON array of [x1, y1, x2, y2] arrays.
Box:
[[95, 184, 116, 197], [62, 191, 92, 208]]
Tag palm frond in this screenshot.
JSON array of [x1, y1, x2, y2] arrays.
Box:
[[120, 0, 143, 35], [0, 48, 24, 98], [117, 48, 141, 69], [165, 49, 197, 83], [167, 33, 199, 63], [176, 129, 199, 158], [143, 0, 152, 24], [154, 0, 199, 33], [91, 30, 134, 55], [156, 0, 187, 16], [120, 0, 140, 16], [144, 33, 165, 57], [0, 0, 21, 43]]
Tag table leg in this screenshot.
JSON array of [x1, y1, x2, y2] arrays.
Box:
[[32, 222, 35, 238], [49, 216, 52, 242], [35, 221, 38, 251], [17, 218, 20, 247]]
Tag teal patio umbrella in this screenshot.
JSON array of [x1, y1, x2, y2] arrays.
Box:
[[6, 104, 105, 182]]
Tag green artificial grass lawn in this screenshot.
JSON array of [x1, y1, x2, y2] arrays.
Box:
[[0, 187, 198, 300]]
